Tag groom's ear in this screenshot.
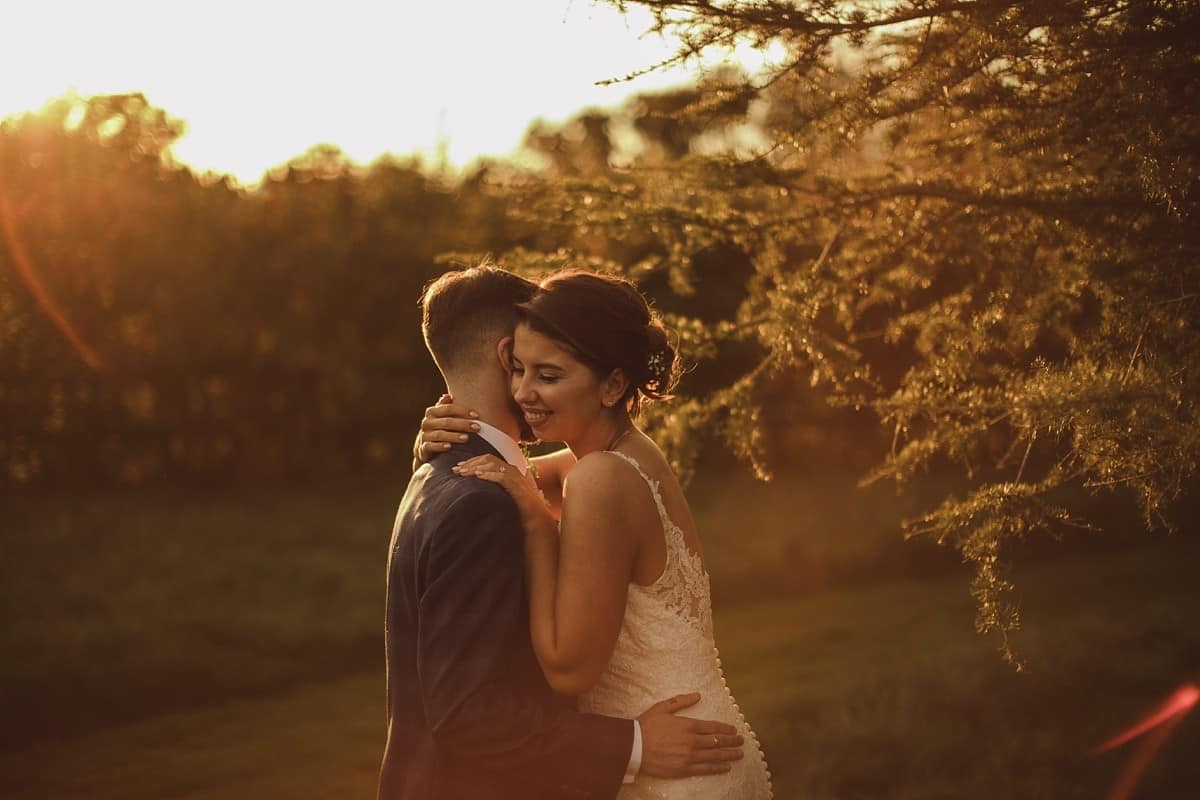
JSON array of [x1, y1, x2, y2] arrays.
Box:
[[496, 336, 515, 375]]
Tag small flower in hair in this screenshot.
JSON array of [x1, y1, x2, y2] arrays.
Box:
[[647, 350, 669, 383]]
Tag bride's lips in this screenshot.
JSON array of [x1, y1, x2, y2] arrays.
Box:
[[523, 408, 552, 429]]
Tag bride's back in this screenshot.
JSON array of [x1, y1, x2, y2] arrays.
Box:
[[579, 435, 775, 798], [608, 433, 707, 591]]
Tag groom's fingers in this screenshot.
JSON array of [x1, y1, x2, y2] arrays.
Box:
[[640, 693, 701, 717], [691, 746, 744, 764], [684, 759, 736, 775], [690, 719, 739, 736], [696, 733, 744, 750]]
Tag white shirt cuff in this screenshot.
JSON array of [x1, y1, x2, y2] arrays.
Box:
[[623, 720, 642, 784]]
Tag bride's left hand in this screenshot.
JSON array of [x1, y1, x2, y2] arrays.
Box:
[[453, 454, 547, 521]]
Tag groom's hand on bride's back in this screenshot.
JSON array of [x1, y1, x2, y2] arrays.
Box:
[[637, 693, 744, 778]]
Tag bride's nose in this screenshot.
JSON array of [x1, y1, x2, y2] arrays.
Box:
[[513, 373, 535, 403]]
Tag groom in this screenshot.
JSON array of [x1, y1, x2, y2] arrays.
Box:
[[379, 264, 743, 799]]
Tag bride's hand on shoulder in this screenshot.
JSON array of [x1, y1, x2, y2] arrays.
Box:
[[415, 394, 480, 463], [453, 454, 547, 522]]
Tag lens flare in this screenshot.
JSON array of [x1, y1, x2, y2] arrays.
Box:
[[0, 186, 104, 371], [1092, 682, 1198, 800]]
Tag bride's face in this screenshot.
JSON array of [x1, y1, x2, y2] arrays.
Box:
[[509, 322, 607, 444]]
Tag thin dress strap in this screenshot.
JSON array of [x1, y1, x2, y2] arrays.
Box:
[[603, 450, 712, 632], [604, 451, 670, 525]]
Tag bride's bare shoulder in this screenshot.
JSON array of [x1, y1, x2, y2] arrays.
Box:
[[563, 450, 647, 496]]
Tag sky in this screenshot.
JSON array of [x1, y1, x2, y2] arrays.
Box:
[[0, 1, 770, 185]]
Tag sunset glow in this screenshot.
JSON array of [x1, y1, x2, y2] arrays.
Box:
[[3, 3, 1199, 797], [0, 1, 773, 185]]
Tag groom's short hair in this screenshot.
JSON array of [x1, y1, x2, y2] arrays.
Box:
[[420, 263, 537, 375]]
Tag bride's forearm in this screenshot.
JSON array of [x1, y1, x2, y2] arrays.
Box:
[[527, 448, 573, 517], [519, 506, 567, 680]]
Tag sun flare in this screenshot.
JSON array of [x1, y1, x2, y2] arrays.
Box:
[[0, 1, 779, 185]]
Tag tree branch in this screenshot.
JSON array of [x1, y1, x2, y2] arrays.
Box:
[[625, 0, 1003, 36]]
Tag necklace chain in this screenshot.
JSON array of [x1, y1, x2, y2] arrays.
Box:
[[606, 424, 635, 452]]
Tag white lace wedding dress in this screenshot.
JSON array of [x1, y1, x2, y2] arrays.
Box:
[[577, 452, 774, 799]]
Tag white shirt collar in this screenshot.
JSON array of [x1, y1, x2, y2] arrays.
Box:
[[473, 419, 529, 476]]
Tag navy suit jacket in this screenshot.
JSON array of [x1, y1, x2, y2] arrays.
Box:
[[380, 433, 634, 799]]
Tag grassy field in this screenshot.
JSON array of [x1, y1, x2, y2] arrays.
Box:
[[2, 474, 1198, 798]]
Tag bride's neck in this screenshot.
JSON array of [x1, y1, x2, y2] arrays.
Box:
[[568, 410, 635, 459]]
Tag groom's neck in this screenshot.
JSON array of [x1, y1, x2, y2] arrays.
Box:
[[443, 379, 521, 443]]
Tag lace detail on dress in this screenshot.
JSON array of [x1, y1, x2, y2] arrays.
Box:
[[580, 450, 775, 799], [605, 451, 714, 638]]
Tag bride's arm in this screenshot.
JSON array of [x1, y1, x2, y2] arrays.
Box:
[[523, 455, 637, 695], [413, 398, 575, 514], [526, 447, 576, 518], [455, 452, 636, 696], [417, 398, 576, 496]]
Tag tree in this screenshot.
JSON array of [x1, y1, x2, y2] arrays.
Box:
[[499, 0, 1200, 659], [0, 95, 523, 486]]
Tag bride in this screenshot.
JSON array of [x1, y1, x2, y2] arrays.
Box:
[[420, 270, 773, 799]]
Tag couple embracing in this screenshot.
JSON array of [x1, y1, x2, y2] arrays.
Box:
[[380, 264, 773, 799]]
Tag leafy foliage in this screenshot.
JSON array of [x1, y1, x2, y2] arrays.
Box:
[[2, 3, 1196, 656], [491, 0, 1200, 658], [0, 94, 524, 485]]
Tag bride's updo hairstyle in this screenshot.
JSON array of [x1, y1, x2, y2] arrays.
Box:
[[516, 269, 678, 416]]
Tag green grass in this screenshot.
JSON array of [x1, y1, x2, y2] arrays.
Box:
[[715, 537, 1200, 799], [3, 479, 1199, 798], [1, 481, 399, 744], [1, 674, 384, 800], [691, 467, 962, 598], [0, 468, 935, 746]]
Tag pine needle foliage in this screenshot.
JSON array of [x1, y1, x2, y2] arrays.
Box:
[[494, 0, 1200, 660]]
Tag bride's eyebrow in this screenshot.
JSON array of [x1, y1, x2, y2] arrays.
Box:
[[511, 352, 566, 372]]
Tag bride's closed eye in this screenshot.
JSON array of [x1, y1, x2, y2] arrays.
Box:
[[512, 363, 560, 383]]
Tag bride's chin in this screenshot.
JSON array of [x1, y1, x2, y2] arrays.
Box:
[[524, 413, 554, 436]]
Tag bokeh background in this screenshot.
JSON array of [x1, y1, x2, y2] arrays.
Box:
[[3, 2, 1198, 798]]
